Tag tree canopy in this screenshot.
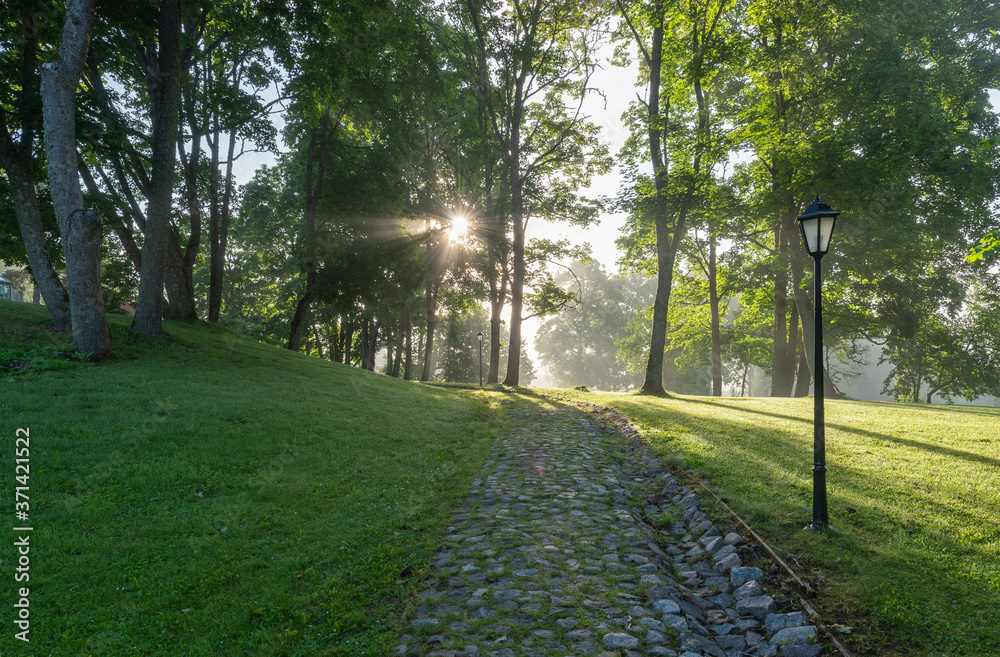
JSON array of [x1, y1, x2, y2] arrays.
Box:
[[1, 0, 998, 403]]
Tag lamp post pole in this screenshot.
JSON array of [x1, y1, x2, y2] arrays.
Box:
[[477, 331, 483, 387], [795, 195, 840, 532], [811, 252, 828, 531]]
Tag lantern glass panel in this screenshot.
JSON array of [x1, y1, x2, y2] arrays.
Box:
[[818, 215, 836, 252]]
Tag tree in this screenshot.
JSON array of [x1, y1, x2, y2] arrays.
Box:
[[613, 0, 734, 394], [535, 260, 653, 390], [280, 0, 437, 353], [666, 228, 735, 396], [457, 0, 609, 386], [131, 0, 182, 335], [726, 0, 1000, 398], [0, 2, 71, 328], [40, 0, 110, 357]]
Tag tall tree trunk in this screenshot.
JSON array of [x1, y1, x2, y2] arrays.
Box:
[[642, 6, 709, 394], [771, 221, 791, 396], [488, 307, 503, 384], [326, 324, 339, 362], [390, 313, 404, 377], [287, 278, 315, 352], [640, 17, 672, 394], [174, 117, 201, 322], [385, 323, 394, 374], [421, 216, 441, 381], [343, 318, 355, 365], [415, 326, 426, 375], [794, 342, 811, 397], [132, 0, 182, 335], [208, 128, 237, 321], [391, 323, 403, 377], [787, 294, 799, 389], [360, 316, 378, 371], [287, 116, 328, 350], [503, 176, 525, 386], [421, 279, 439, 381], [403, 306, 414, 380], [163, 237, 197, 319], [331, 317, 344, 363], [709, 229, 722, 396], [39, 0, 110, 357], [312, 324, 324, 358], [178, 78, 203, 318], [0, 12, 71, 330], [360, 319, 369, 368], [369, 317, 379, 371], [486, 247, 508, 384], [791, 252, 839, 398]]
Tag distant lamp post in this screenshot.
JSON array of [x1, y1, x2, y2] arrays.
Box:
[[477, 331, 484, 387], [796, 195, 841, 532]]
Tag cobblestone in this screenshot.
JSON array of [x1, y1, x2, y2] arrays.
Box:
[[393, 397, 825, 656]]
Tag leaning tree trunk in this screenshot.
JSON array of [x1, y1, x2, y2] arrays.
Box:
[[39, 0, 110, 358], [132, 0, 182, 335], [0, 11, 71, 330], [287, 116, 328, 350], [287, 270, 316, 352], [0, 124, 71, 329]]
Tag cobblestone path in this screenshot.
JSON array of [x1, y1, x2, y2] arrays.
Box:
[[394, 397, 824, 657]]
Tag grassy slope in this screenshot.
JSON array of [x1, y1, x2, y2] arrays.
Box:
[[1, 301, 502, 655], [546, 389, 1000, 657]]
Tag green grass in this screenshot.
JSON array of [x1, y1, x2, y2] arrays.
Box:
[[1, 301, 503, 655], [545, 388, 1000, 657]]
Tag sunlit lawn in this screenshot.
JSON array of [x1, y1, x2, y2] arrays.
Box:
[[547, 389, 1000, 657]]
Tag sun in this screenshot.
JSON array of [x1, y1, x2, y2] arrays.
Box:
[[449, 216, 470, 241]]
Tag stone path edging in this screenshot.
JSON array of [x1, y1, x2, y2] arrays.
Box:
[[393, 395, 827, 657]]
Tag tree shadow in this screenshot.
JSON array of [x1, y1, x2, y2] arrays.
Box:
[[679, 397, 1000, 470]]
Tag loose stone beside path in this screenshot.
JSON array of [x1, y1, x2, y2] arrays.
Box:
[[394, 396, 825, 657]]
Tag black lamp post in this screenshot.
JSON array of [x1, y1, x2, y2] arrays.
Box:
[[477, 330, 483, 387], [795, 195, 841, 532]]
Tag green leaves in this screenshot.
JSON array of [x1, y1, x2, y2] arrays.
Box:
[[966, 230, 999, 263]]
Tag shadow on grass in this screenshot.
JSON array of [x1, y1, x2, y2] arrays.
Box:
[[602, 394, 1000, 652], [679, 397, 1000, 470]]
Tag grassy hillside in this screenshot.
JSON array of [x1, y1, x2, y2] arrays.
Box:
[[1, 301, 502, 655], [548, 388, 1000, 656]]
